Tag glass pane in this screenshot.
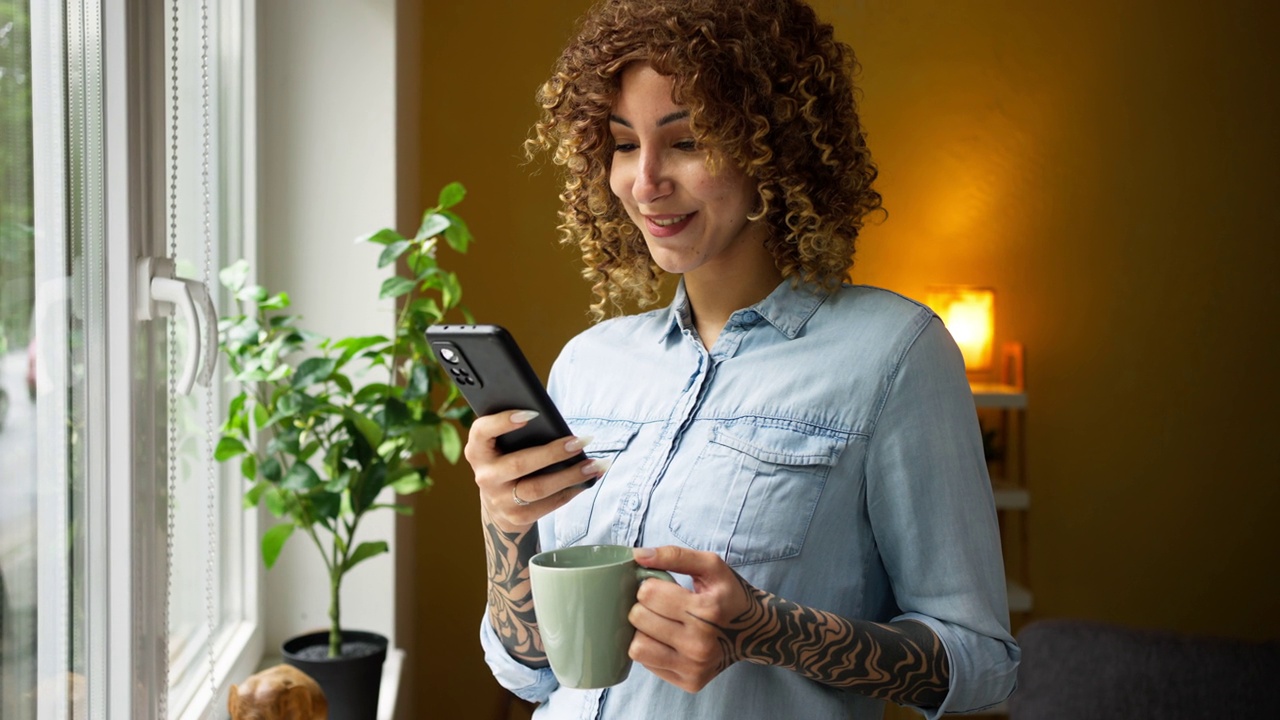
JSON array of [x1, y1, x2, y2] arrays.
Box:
[[0, 1, 36, 717], [3, 0, 87, 717]]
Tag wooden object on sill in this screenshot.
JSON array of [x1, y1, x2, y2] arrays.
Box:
[[229, 664, 328, 720]]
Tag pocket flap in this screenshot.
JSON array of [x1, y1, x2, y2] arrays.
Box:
[[710, 422, 846, 466], [568, 419, 641, 454]]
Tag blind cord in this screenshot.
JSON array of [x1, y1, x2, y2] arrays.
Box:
[[200, 0, 219, 710], [161, 0, 180, 716]]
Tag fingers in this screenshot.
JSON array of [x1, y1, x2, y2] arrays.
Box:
[[466, 410, 610, 533]]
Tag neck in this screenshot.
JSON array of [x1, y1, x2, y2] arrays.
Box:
[[684, 259, 783, 350]]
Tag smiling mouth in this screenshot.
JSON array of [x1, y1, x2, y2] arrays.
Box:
[[650, 214, 690, 227]]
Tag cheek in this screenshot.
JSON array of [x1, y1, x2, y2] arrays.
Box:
[[609, 165, 630, 204]]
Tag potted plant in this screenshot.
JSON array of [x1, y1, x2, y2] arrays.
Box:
[[215, 182, 475, 720]]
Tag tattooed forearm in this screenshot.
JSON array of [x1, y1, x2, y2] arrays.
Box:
[[700, 574, 950, 707], [482, 515, 548, 668]]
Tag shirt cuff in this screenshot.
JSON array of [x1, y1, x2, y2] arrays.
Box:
[[892, 612, 1020, 718], [478, 609, 560, 703]]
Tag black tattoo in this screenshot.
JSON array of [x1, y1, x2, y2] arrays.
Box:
[[694, 573, 951, 707], [483, 518, 548, 668]]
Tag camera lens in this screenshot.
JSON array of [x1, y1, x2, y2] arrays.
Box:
[[440, 347, 460, 364]]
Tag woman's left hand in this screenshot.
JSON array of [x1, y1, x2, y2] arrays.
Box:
[[628, 546, 761, 693]]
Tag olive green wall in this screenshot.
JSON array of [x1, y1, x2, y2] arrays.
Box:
[[403, 1, 1280, 716]]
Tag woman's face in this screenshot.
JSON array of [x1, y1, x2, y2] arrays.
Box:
[[608, 64, 769, 282]]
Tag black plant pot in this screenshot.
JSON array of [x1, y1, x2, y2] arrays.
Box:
[[282, 629, 388, 720]]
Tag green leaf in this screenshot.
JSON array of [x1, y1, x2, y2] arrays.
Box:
[[369, 503, 415, 516], [215, 436, 247, 462], [332, 372, 353, 394], [342, 541, 389, 574], [258, 292, 290, 310], [228, 393, 246, 422], [409, 297, 443, 325], [237, 284, 269, 304], [324, 469, 353, 494], [408, 424, 439, 455], [310, 491, 342, 522], [298, 439, 322, 462], [440, 422, 462, 464], [262, 457, 283, 482], [378, 240, 412, 269], [416, 212, 450, 241], [389, 469, 428, 495], [343, 408, 384, 448], [379, 275, 417, 300], [441, 210, 473, 253], [332, 335, 388, 365], [353, 462, 389, 515], [441, 272, 463, 309], [241, 454, 258, 481], [281, 462, 322, 491], [354, 383, 397, 405], [264, 486, 287, 517], [243, 480, 268, 509], [253, 402, 270, 428], [261, 523, 295, 569], [219, 260, 250, 292], [402, 363, 430, 401], [437, 181, 466, 209], [292, 357, 338, 388], [358, 228, 403, 246]]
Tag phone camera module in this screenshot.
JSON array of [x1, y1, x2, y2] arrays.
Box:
[[440, 347, 461, 364]]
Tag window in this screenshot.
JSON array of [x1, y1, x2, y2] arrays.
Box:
[[0, 1, 259, 717]]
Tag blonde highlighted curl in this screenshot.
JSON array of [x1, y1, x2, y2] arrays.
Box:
[[527, 0, 883, 320]]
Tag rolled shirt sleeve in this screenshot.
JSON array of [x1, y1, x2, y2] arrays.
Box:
[[866, 317, 1020, 714], [478, 612, 560, 703]]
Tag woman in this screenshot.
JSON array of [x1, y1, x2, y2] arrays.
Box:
[[466, 0, 1019, 717]]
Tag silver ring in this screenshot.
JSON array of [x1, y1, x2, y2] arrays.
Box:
[[512, 483, 531, 507]]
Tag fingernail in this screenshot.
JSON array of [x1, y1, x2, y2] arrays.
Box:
[[565, 435, 593, 453], [634, 547, 656, 560], [582, 457, 612, 476], [510, 410, 540, 424]]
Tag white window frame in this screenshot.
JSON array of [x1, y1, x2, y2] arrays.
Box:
[[29, 1, 262, 717]]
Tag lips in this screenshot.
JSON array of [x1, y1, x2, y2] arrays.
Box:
[[644, 212, 695, 238]]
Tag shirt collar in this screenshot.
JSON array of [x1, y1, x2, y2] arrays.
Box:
[[660, 276, 829, 342]]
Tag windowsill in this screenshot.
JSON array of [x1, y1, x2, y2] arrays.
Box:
[[255, 647, 405, 720]]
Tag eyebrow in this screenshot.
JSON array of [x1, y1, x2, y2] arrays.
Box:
[[609, 110, 691, 129]]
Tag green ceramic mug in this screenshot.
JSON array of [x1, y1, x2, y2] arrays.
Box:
[[529, 544, 676, 689]]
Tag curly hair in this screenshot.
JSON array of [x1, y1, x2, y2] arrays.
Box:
[[527, 0, 883, 319]]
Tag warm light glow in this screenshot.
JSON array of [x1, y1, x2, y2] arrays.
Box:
[[926, 286, 995, 371]]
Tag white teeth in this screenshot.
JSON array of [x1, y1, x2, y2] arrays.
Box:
[[651, 214, 689, 227]]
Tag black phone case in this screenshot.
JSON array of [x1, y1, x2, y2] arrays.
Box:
[[426, 324, 590, 481]]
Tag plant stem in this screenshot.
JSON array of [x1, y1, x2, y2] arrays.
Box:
[[329, 559, 342, 657]]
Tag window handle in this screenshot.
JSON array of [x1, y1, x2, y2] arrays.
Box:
[[137, 257, 218, 395]]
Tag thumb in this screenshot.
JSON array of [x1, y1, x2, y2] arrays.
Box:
[[633, 545, 722, 577]]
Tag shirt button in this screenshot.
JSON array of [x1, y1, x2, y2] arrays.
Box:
[[623, 495, 640, 511]]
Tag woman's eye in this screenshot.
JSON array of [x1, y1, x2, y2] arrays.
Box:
[[675, 139, 699, 151], [613, 142, 638, 153]]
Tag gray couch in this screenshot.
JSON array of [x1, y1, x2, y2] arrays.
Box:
[[1008, 618, 1280, 719]]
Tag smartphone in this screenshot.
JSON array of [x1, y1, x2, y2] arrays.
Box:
[[426, 324, 590, 483]]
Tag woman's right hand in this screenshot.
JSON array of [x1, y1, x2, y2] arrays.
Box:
[[465, 409, 606, 534]]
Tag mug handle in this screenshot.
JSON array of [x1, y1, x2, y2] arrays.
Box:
[[636, 568, 676, 584]]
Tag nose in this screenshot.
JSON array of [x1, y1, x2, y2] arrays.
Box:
[[633, 147, 671, 205]]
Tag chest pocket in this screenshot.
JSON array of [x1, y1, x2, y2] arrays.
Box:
[[669, 421, 847, 567], [553, 419, 642, 548]]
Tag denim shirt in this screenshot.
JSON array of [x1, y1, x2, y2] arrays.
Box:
[[480, 279, 1019, 719]]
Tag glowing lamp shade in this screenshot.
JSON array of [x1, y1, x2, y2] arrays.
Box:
[[926, 286, 995, 371]]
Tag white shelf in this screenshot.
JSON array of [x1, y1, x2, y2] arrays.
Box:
[[1007, 580, 1033, 613], [992, 485, 1029, 510], [970, 382, 1027, 409], [378, 648, 404, 720]]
